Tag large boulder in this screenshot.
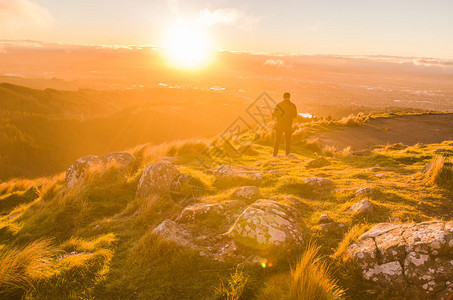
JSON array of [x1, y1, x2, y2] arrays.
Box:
[[175, 200, 246, 229], [226, 199, 306, 251], [66, 152, 135, 188], [136, 161, 180, 198], [152, 198, 306, 264], [348, 221, 453, 299]]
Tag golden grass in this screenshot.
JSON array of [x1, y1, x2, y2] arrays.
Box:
[[290, 243, 345, 300], [259, 243, 345, 300], [423, 155, 453, 187], [331, 224, 372, 262], [323, 145, 337, 157], [0, 239, 56, 296]]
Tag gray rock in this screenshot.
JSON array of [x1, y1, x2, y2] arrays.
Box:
[[212, 164, 264, 181], [175, 200, 245, 227], [66, 152, 135, 188], [350, 200, 375, 213], [151, 219, 195, 248], [355, 187, 377, 195], [231, 186, 261, 202], [348, 221, 453, 298], [136, 161, 180, 198], [226, 199, 306, 251], [319, 214, 333, 224]]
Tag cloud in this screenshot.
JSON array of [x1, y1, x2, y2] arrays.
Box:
[[198, 8, 260, 30], [0, 0, 53, 33], [263, 59, 286, 67]]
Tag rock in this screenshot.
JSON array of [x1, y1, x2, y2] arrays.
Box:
[[420, 163, 433, 174], [136, 161, 180, 198], [304, 177, 334, 192], [169, 174, 204, 204], [355, 187, 377, 195], [347, 149, 373, 157], [348, 221, 453, 298], [212, 164, 264, 181], [319, 214, 333, 224], [305, 157, 330, 168], [66, 152, 135, 188], [151, 219, 195, 248], [350, 200, 375, 213], [175, 200, 246, 228], [231, 186, 261, 202], [226, 199, 306, 251]]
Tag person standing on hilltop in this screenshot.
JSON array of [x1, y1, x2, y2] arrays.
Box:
[[272, 92, 297, 157]]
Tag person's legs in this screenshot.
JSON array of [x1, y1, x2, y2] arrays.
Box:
[[273, 129, 283, 156], [285, 128, 292, 155]]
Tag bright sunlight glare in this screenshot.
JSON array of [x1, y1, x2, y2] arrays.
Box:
[[165, 20, 210, 69]]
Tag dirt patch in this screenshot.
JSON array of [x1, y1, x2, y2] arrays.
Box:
[[317, 114, 453, 150]]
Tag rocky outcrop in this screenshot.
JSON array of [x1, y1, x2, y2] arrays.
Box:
[[152, 199, 306, 264], [136, 161, 180, 198], [66, 152, 135, 188], [175, 200, 246, 228], [226, 199, 306, 251], [348, 221, 453, 299], [231, 186, 261, 203]]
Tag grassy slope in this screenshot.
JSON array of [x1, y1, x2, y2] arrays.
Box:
[[0, 115, 452, 299]]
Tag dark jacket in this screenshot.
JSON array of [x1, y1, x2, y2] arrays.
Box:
[[273, 100, 297, 130]]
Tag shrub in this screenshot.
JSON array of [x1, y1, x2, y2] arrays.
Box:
[[215, 267, 248, 300]]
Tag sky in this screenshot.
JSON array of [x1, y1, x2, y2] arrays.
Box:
[[1, 0, 452, 59]]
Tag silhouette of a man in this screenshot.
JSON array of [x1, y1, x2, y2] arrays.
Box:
[[273, 92, 297, 156]]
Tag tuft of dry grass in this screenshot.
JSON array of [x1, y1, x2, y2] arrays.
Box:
[[258, 243, 345, 300], [290, 243, 345, 300], [337, 113, 369, 127], [423, 155, 453, 187], [331, 224, 371, 262], [323, 145, 337, 157], [0, 239, 56, 297], [302, 137, 323, 153]]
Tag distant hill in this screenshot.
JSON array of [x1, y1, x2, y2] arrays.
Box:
[[0, 83, 247, 180]]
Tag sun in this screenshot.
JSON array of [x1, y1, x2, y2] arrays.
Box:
[[165, 20, 210, 69]]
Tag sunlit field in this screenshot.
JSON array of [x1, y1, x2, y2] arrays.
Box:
[[1, 0, 453, 299]]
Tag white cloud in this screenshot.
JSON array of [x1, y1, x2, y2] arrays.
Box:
[[263, 59, 286, 67], [0, 0, 53, 33], [198, 8, 260, 30]]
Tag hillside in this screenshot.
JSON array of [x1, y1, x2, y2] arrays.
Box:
[[1, 114, 452, 299]]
